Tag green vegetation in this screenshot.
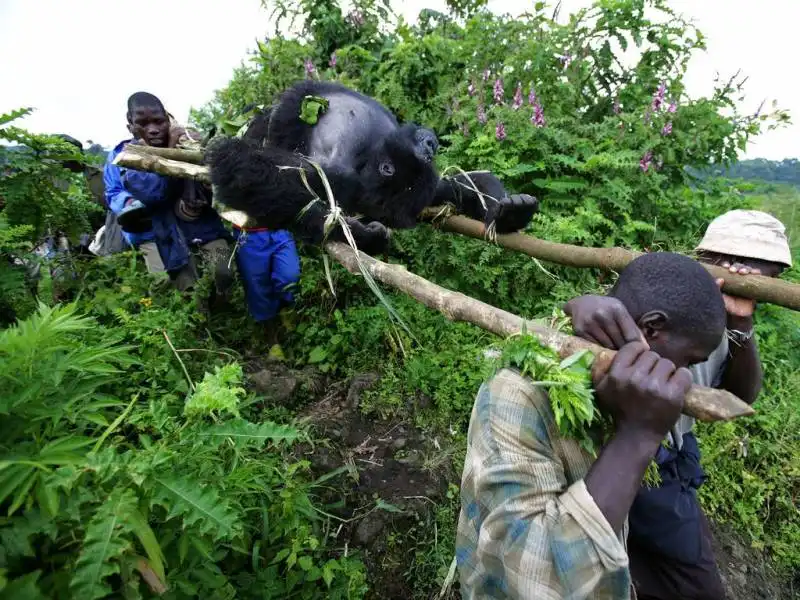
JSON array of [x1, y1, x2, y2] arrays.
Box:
[[705, 158, 800, 187], [1, 0, 799, 598]]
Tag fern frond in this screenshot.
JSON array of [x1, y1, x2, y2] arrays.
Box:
[[151, 476, 241, 540], [70, 488, 139, 600], [0, 107, 33, 128], [0, 436, 94, 515], [0, 303, 133, 418], [190, 418, 301, 449]]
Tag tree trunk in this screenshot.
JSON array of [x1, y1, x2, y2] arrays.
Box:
[[325, 241, 755, 423]]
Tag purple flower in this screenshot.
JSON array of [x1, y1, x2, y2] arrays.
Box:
[[613, 96, 621, 115], [512, 82, 523, 110], [304, 58, 316, 77], [559, 53, 572, 67], [493, 78, 504, 104], [329, 52, 337, 68], [477, 103, 487, 124], [467, 81, 476, 97], [661, 121, 673, 136], [531, 101, 545, 127], [640, 150, 653, 172], [528, 85, 537, 106], [483, 68, 490, 82], [667, 101, 677, 113], [495, 121, 506, 141], [651, 81, 666, 112], [643, 109, 652, 125]]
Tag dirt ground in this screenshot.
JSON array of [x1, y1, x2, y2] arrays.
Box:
[[246, 362, 798, 599], [711, 521, 797, 599]]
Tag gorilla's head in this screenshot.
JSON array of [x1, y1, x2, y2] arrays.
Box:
[[357, 123, 440, 228]]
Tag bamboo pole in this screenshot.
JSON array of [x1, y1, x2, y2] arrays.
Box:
[[420, 208, 800, 311], [112, 147, 800, 311], [325, 241, 755, 423]]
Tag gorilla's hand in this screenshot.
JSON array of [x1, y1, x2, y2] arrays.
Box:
[[489, 193, 539, 233], [348, 219, 390, 256]]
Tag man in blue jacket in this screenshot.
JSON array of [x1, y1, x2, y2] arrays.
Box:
[[103, 92, 232, 295]]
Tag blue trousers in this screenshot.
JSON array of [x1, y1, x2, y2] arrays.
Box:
[[233, 228, 300, 322]]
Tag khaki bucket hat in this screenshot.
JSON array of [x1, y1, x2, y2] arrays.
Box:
[[695, 209, 792, 267]]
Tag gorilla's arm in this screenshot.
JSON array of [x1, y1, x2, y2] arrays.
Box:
[[434, 171, 539, 233], [292, 163, 391, 254], [295, 203, 390, 255]]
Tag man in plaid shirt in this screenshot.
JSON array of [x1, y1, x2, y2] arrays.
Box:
[[456, 252, 729, 599]]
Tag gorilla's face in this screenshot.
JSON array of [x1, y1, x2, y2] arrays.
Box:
[[358, 124, 440, 228]]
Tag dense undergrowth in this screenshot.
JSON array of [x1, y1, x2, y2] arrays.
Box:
[[1, 0, 799, 598]]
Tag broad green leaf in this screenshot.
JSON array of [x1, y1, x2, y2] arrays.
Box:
[[152, 476, 241, 540]]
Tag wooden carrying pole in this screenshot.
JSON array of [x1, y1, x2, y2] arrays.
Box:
[[112, 146, 800, 311], [114, 146, 211, 183], [325, 242, 755, 423], [419, 208, 800, 311]]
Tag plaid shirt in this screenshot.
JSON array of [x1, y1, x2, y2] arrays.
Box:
[[456, 368, 635, 599]]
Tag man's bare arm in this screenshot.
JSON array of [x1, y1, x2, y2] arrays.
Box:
[[584, 343, 692, 532]]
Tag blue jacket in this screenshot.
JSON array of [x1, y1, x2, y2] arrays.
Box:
[[104, 139, 165, 246], [103, 139, 229, 272]]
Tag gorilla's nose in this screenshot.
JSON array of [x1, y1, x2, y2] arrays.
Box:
[[415, 129, 439, 162]]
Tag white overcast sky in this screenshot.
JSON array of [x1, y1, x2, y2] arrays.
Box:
[[0, 0, 797, 159]]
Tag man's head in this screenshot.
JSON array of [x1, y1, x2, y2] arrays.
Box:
[[52, 133, 84, 173], [695, 209, 792, 278], [126, 92, 169, 147], [609, 252, 726, 368]]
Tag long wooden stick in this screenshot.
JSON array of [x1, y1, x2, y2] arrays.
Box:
[[125, 144, 206, 165], [420, 209, 800, 311], [113, 147, 799, 311], [113, 147, 211, 183], [325, 241, 755, 423]]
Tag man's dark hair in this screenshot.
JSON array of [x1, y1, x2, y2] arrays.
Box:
[[610, 252, 726, 342], [52, 133, 84, 172], [53, 133, 83, 150], [126, 92, 166, 120]]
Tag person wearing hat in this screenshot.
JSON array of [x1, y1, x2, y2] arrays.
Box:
[[562, 209, 792, 600]]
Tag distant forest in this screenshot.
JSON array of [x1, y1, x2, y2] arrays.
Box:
[[704, 158, 800, 186]]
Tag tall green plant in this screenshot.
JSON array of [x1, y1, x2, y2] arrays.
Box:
[[0, 302, 367, 599]]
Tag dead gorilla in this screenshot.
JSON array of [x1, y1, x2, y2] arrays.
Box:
[[206, 81, 539, 254]]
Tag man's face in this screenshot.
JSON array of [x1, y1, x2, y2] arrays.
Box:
[[697, 251, 785, 278], [127, 105, 169, 147], [645, 330, 718, 370]]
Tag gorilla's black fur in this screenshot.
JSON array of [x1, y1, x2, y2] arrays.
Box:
[[206, 81, 538, 254]]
